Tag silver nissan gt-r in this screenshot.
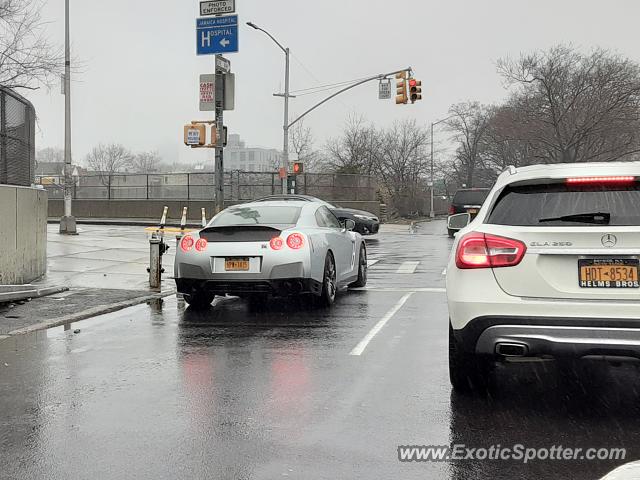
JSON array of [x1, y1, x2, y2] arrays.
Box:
[[174, 200, 368, 308]]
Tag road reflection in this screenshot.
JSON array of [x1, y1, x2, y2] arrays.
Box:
[[449, 361, 640, 479]]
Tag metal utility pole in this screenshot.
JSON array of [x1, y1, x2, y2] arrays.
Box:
[[430, 122, 435, 219], [246, 22, 291, 194], [429, 115, 456, 219], [60, 0, 76, 234], [214, 54, 225, 214]]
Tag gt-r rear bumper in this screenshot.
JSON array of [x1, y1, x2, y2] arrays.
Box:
[[176, 277, 323, 297]]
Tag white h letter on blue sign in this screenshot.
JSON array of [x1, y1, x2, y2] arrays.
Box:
[[201, 30, 211, 48]]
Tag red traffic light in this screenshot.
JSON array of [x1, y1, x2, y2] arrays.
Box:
[[409, 79, 417, 87]]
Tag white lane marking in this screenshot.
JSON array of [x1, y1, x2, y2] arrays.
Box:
[[367, 259, 380, 267], [352, 287, 445, 293], [396, 261, 420, 274], [442, 268, 447, 276], [349, 293, 414, 356]]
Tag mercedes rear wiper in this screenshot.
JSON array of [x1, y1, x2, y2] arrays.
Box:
[[538, 212, 611, 224]]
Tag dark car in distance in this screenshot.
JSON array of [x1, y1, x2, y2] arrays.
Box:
[[253, 195, 380, 235], [447, 188, 490, 237]]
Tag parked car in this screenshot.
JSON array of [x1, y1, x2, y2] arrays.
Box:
[[174, 200, 368, 309], [254, 195, 380, 235], [447, 188, 490, 237], [447, 162, 640, 393]]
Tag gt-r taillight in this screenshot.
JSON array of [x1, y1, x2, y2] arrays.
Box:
[[180, 235, 194, 253], [286, 233, 305, 250], [270, 237, 284, 250], [195, 238, 208, 252], [455, 232, 526, 269]]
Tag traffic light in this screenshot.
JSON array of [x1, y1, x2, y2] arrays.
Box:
[[292, 162, 304, 175], [395, 72, 408, 105], [409, 78, 422, 103]]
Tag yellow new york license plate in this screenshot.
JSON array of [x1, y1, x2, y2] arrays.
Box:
[[225, 258, 250, 271], [578, 259, 639, 288]]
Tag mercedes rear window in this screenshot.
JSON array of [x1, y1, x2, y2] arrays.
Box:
[[211, 206, 302, 226], [452, 190, 490, 205], [487, 183, 640, 226]]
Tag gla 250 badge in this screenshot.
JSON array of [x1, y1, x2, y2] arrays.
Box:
[[530, 241, 573, 247]]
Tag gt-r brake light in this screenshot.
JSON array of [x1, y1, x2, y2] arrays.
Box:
[[195, 238, 208, 252], [566, 176, 636, 185], [456, 232, 526, 269], [180, 235, 194, 253], [286, 233, 305, 250], [270, 237, 284, 250]]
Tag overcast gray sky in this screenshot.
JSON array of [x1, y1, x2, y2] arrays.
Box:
[[24, 0, 640, 166]]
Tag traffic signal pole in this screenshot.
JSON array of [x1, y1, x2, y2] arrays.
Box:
[[287, 67, 412, 130], [281, 47, 290, 195]]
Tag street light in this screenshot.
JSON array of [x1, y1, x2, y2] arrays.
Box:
[[60, 0, 76, 234], [247, 21, 291, 195], [430, 115, 456, 218]]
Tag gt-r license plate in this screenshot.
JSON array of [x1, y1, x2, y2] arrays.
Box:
[[225, 258, 250, 271], [578, 259, 640, 288]]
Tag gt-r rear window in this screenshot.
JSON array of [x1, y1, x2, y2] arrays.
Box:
[[211, 206, 302, 226], [487, 183, 640, 226]]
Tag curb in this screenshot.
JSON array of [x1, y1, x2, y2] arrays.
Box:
[[4, 289, 176, 337]]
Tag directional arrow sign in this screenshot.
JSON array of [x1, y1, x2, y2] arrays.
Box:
[[196, 15, 239, 55]]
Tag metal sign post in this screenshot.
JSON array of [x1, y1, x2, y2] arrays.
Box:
[[214, 58, 225, 214]]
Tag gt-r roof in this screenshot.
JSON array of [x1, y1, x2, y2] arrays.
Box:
[[496, 161, 640, 188]]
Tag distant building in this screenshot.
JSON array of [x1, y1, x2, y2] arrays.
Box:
[[223, 134, 281, 172]]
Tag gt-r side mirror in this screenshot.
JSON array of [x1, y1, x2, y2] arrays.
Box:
[[343, 219, 356, 232]]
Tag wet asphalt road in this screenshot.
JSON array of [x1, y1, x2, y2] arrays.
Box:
[[1, 220, 640, 479]]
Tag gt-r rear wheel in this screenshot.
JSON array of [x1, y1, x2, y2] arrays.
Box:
[[183, 291, 214, 309], [318, 252, 337, 307], [349, 244, 367, 288]]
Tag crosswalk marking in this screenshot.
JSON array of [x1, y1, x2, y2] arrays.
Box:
[[396, 261, 420, 274], [367, 259, 380, 267]]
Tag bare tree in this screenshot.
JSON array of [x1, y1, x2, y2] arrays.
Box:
[[36, 146, 64, 167], [0, 0, 64, 90], [376, 119, 430, 199], [445, 102, 493, 187], [130, 150, 162, 173], [290, 120, 322, 172], [496, 45, 640, 164], [325, 115, 380, 174], [85, 143, 133, 186]]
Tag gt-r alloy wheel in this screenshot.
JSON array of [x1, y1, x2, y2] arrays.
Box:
[[350, 244, 367, 288], [319, 252, 337, 307]]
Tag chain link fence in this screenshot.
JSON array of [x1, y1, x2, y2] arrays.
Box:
[[0, 88, 36, 186], [36, 171, 377, 203]]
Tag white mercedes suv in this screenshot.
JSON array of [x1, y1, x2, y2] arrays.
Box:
[[447, 162, 640, 392]]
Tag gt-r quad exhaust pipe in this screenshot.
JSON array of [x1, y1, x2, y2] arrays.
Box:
[[495, 342, 528, 357], [282, 280, 304, 294]]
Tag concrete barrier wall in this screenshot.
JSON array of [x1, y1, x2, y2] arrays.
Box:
[[0, 185, 47, 284], [48, 199, 382, 221]]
